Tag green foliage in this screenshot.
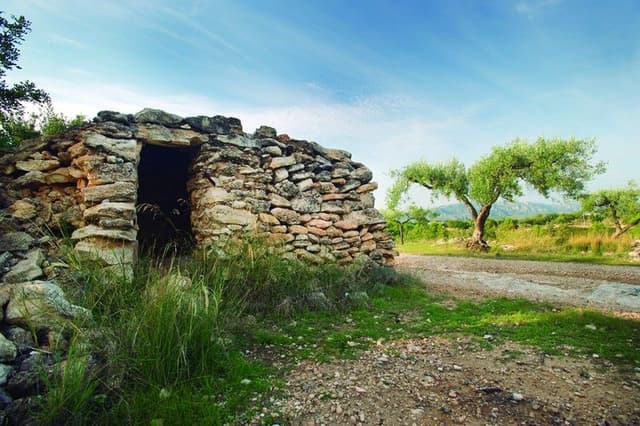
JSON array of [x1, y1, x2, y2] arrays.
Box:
[[0, 101, 87, 150], [258, 281, 640, 365], [387, 158, 468, 210], [53, 239, 395, 424], [581, 182, 640, 237], [388, 138, 605, 247], [0, 12, 50, 145], [38, 338, 103, 426], [383, 205, 438, 243]]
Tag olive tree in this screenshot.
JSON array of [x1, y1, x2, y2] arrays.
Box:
[[581, 182, 640, 238], [388, 138, 605, 250], [383, 205, 436, 245]]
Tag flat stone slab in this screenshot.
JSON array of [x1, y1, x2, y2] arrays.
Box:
[[0, 232, 34, 252]]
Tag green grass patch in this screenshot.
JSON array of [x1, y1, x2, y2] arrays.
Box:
[[256, 281, 640, 365], [38, 238, 639, 425], [399, 240, 640, 266]]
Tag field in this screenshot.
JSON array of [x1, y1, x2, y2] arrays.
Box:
[[31, 234, 640, 425]]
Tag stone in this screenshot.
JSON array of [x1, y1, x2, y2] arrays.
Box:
[[74, 238, 136, 266], [4, 327, 35, 354], [297, 178, 315, 192], [317, 182, 337, 194], [183, 115, 242, 134], [269, 156, 297, 169], [82, 182, 137, 203], [325, 148, 351, 161], [197, 186, 234, 204], [334, 219, 359, 231], [14, 171, 46, 187], [321, 203, 344, 214], [269, 192, 291, 208], [356, 182, 378, 193], [331, 168, 351, 179], [0, 364, 12, 386], [271, 208, 300, 225], [8, 201, 37, 221], [307, 226, 328, 236], [289, 225, 309, 234], [44, 167, 77, 184], [351, 167, 373, 183], [3, 249, 45, 283], [85, 161, 137, 185], [259, 213, 280, 225], [291, 191, 322, 213], [0, 335, 17, 363], [322, 193, 350, 201], [275, 180, 300, 198], [96, 110, 135, 124], [290, 171, 313, 181], [208, 205, 257, 227], [83, 132, 137, 162], [307, 219, 332, 229], [0, 107, 396, 267], [340, 179, 361, 193], [137, 124, 208, 146], [0, 232, 34, 252], [134, 108, 183, 126], [15, 159, 60, 172], [83, 201, 136, 222], [361, 240, 377, 252], [263, 145, 282, 156], [71, 225, 137, 242], [254, 125, 277, 138], [5, 281, 92, 330], [360, 192, 375, 208], [216, 134, 261, 149], [274, 167, 289, 182]]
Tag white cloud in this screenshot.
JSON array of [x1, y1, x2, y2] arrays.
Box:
[[31, 75, 638, 210], [514, 0, 562, 17]]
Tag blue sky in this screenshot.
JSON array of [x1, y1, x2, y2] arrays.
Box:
[[4, 0, 639, 207]]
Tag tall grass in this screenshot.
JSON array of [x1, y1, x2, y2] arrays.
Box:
[[399, 221, 640, 264], [46, 237, 391, 424]]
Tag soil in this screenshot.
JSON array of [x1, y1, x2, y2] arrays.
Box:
[[257, 255, 640, 426], [396, 254, 640, 316]]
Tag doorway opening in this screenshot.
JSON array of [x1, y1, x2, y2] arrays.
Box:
[[136, 143, 200, 256]]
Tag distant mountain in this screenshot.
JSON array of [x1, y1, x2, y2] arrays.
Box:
[[432, 201, 579, 221]]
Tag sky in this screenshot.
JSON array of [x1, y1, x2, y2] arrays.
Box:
[[3, 0, 639, 208]]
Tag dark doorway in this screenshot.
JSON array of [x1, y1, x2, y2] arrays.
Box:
[[136, 144, 199, 256]]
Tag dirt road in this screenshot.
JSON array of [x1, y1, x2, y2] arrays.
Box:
[[396, 254, 640, 313], [264, 255, 640, 425]]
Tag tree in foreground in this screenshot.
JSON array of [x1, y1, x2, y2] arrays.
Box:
[[581, 182, 640, 238], [387, 138, 605, 250], [0, 12, 50, 148]]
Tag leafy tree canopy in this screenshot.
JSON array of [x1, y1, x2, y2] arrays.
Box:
[[0, 12, 49, 118], [388, 138, 605, 249], [581, 182, 640, 237]]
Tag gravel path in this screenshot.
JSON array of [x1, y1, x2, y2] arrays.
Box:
[[260, 255, 640, 426], [396, 254, 640, 313]]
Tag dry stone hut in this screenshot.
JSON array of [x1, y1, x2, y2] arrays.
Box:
[[0, 109, 396, 273]]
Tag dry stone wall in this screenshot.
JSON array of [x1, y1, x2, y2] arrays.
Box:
[[0, 108, 396, 272]]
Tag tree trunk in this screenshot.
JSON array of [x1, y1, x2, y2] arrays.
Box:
[[399, 224, 405, 245], [612, 217, 640, 238], [467, 204, 492, 251]]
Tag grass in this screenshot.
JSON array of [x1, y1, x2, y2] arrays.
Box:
[[255, 281, 640, 366], [399, 229, 640, 266], [33, 237, 640, 424], [42, 238, 393, 425]]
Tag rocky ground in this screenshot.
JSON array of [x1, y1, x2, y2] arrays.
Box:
[[258, 255, 640, 425], [396, 254, 640, 315]]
